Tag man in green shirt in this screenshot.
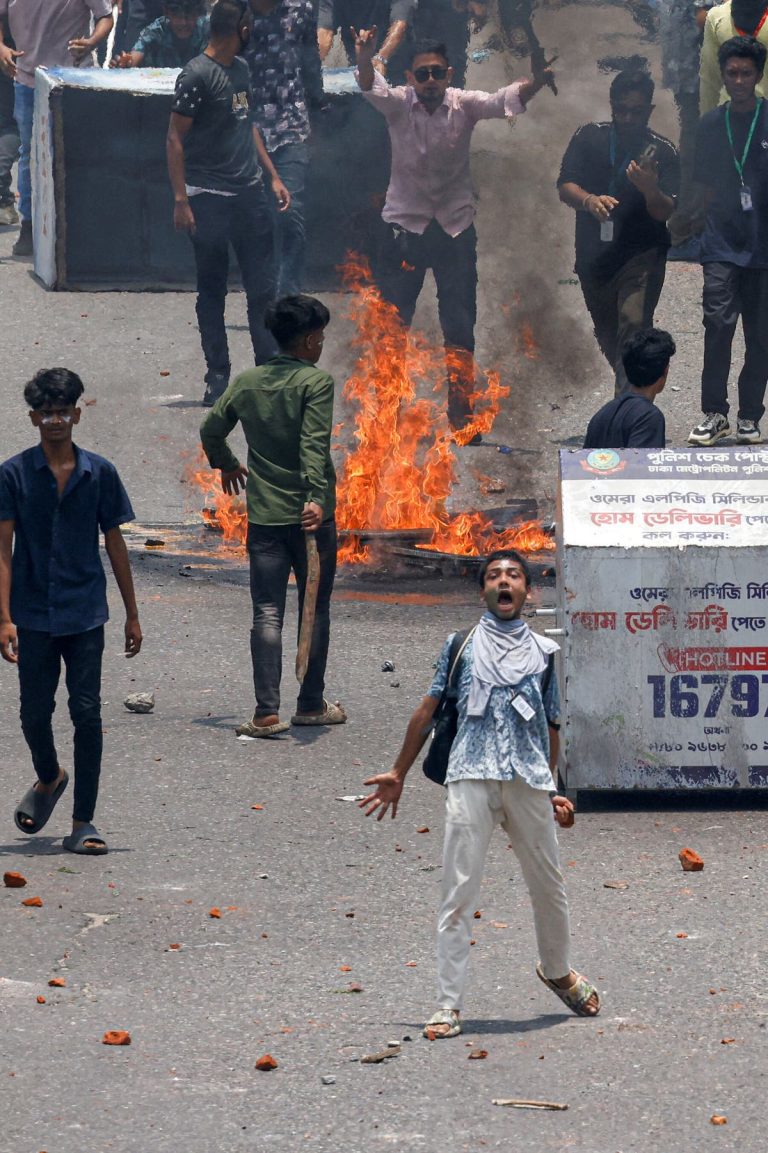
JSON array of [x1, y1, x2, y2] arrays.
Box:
[[200, 294, 346, 736]]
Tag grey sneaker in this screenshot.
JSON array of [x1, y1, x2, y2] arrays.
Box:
[[688, 412, 730, 446], [736, 418, 762, 444], [0, 201, 19, 226]]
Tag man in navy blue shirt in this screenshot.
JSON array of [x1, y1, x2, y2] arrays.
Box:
[[0, 368, 142, 855], [584, 327, 674, 449]]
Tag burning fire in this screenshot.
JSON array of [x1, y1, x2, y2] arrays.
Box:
[[189, 255, 553, 563]]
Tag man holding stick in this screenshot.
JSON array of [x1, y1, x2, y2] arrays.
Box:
[[200, 295, 346, 736]]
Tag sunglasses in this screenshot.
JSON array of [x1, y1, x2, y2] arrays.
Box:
[[413, 66, 448, 82]]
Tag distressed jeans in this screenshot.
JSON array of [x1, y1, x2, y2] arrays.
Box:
[[13, 81, 34, 220], [17, 626, 105, 824], [247, 519, 337, 717]]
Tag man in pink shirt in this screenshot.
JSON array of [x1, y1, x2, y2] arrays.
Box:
[[0, 0, 113, 256], [355, 27, 551, 437]]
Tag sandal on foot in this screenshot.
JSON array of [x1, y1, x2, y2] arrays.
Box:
[[536, 963, 600, 1017], [235, 716, 290, 738], [290, 699, 347, 726], [63, 823, 108, 855], [14, 772, 69, 835], [423, 1009, 462, 1039]]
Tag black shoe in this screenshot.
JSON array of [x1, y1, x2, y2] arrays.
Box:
[[12, 218, 32, 257], [202, 370, 229, 407]]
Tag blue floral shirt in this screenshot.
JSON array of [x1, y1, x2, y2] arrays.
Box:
[[428, 633, 560, 789], [244, 0, 323, 151]]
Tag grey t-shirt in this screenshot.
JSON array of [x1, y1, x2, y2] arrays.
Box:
[[171, 53, 262, 194], [0, 0, 113, 88]]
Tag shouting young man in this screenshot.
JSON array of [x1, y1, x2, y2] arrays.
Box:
[[361, 550, 600, 1039], [0, 369, 142, 855], [688, 35, 768, 446]]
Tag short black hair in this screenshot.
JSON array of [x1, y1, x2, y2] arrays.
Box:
[[24, 367, 84, 409], [478, 549, 532, 589], [609, 68, 654, 105], [718, 35, 767, 74], [410, 40, 449, 68], [264, 295, 330, 347], [209, 0, 248, 37], [165, 0, 204, 13], [622, 328, 676, 388]]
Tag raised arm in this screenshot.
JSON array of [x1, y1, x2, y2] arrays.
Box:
[[352, 25, 379, 91]]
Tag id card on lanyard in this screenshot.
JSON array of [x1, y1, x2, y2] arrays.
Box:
[[725, 98, 763, 212]]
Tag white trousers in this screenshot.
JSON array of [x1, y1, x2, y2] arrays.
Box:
[[436, 777, 572, 1011]]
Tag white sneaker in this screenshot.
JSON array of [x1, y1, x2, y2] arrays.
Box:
[[0, 201, 19, 226], [736, 418, 762, 445], [688, 412, 730, 446]]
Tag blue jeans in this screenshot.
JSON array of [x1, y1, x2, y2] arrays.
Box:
[[189, 183, 277, 380], [17, 626, 105, 824], [0, 69, 19, 205], [247, 520, 337, 717], [13, 81, 34, 221], [269, 141, 309, 297]]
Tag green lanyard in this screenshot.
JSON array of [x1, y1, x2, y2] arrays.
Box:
[[725, 98, 763, 185]]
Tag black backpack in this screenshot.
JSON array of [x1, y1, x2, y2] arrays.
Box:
[[422, 629, 554, 786]]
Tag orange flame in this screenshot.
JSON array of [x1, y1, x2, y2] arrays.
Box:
[[189, 255, 552, 563], [187, 457, 248, 545]]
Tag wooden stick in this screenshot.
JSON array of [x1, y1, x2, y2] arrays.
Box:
[[296, 533, 320, 683], [492, 1099, 569, 1111]]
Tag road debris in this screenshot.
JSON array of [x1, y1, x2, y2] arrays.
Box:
[[468, 1049, 488, 1060], [603, 880, 629, 890], [102, 1030, 131, 1046], [255, 1054, 278, 1071], [48, 978, 66, 987], [710, 1115, 728, 1125], [679, 848, 704, 871], [336, 795, 366, 802], [3, 871, 27, 888], [21, 896, 43, 908], [493, 1099, 568, 1111], [360, 1046, 400, 1064], [321, 1075, 336, 1085], [381, 660, 395, 672], [124, 692, 155, 714]]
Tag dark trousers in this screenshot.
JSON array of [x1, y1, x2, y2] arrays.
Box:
[[579, 248, 667, 394], [0, 67, 19, 206], [378, 220, 478, 423], [269, 141, 309, 298], [701, 262, 768, 422], [189, 184, 277, 384], [17, 626, 105, 824], [247, 520, 337, 717]]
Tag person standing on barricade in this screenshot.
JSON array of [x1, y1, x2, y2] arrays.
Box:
[[200, 295, 346, 737], [360, 549, 600, 1039], [167, 0, 291, 406], [245, 0, 323, 297], [558, 70, 679, 395], [354, 27, 554, 440], [319, 0, 415, 85], [0, 0, 114, 258], [688, 35, 768, 446]]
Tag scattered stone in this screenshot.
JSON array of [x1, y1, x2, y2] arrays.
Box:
[[390, 681, 400, 688], [468, 1049, 488, 1060], [710, 1115, 727, 1126], [209, 908, 222, 919], [21, 896, 43, 908], [603, 881, 629, 890], [361, 1047, 400, 1064], [102, 1030, 131, 1046], [381, 660, 395, 672], [255, 1054, 278, 1071], [36, 996, 46, 1004], [416, 826, 429, 834], [48, 978, 66, 988], [321, 1075, 336, 1085], [144, 539, 165, 549], [3, 871, 27, 888], [124, 692, 155, 714], [679, 848, 704, 871]]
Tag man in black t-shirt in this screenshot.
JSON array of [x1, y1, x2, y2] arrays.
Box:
[[558, 70, 679, 394], [688, 36, 768, 447], [167, 0, 291, 405], [584, 327, 674, 449]]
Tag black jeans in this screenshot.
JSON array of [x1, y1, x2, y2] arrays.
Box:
[[701, 262, 768, 422], [17, 626, 105, 824], [378, 220, 478, 423], [578, 248, 667, 394], [247, 520, 337, 717], [190, 184, 277, 383]]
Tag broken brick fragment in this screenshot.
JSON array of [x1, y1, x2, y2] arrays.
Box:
[[21, 896, 43, 907], [710, 1115, 727, 1126], [209, 907, 222, 919], [3, 871, 27, 888], [679, 848, 704, 872], [102, 1031, 131, 1046], [36, 996, 46, 1004], [48, 978, 66, 987], [255, 1054, 278, 1071]]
